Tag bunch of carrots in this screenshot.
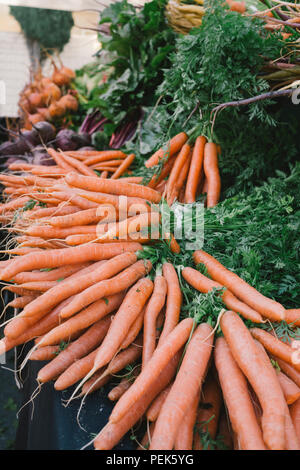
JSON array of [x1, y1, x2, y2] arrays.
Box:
[[0, 134, 299, 450], [144, 132, 221, 208]]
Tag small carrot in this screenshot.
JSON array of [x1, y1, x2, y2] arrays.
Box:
[[193, 375, 222, 450], [193, 250, 285, 322], [142, 275, 167, 368], [182, 267, 263, 323], [157, 263, 182, 347], [108, 366, 141, 402], [277, 371, 300, 405], [203, 142, 221, 208], [184, 136, 207, 204], [59, 151, 96, 177], [166, 143, 191, 206], [30, 345, 60, 361], [250, 328, 300, 372], [145, 132, 188, 168], [174, 391, 200, 450], [111, 154, 135, 180], [274, 358, 300, 388]]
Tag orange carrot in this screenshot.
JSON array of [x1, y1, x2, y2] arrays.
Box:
[[111, 154, 135, 179], [193, 250, 285, 322], [59, 151, 96, 177], [93, 352, 181, 450], [286, 309, 300, 326], [84, 151, 127, 166], [182, 267, 263, 323], [37, 316, 112, 383], [13, 263, 89, 284], [65, 173, 161, 203], [37, 293, 124, 347], [214, 336, 266, 450], [142, 275, 167, 368], [290, 399, 300, 443], [147, 154, 177, 189], [108, 366, 141, 402], [203, 142, 221, 208], [274, 358, 300, 388], [54, 350, 99, 390], [30, 345, 60, 361], [166, 143, 191, 206], [145, 132, 188, 168], [184, 136, 206, 204], [157, 263, 182, 347], [149, 323, 214, 449], [250, 328, 300, 372], [109, 318, 194, 424], [146, 383, 173, 422], [193, 375, 222, 450], [220, 311, 286, 450], [174, 391, 200, 450], [0, 242, 142, 281], [277, 371, 300, 405]]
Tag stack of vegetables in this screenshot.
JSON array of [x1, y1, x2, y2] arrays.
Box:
[[0, 125, 299, 449], [18, 59, 78, 131]]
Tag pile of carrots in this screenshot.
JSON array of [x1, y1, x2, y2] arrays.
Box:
[[0, 134, 299, 450], [144, 132, 221, 208], [19, 59, 78, 130]]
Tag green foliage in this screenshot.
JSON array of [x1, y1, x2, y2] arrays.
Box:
[[10, 6, 74, 52], [77, 0, 176, 130]]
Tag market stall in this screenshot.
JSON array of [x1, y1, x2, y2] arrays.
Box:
[[0, 0, 299, 452]]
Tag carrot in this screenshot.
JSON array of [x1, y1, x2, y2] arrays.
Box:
[[64, 234, 149, 246], [24, 224, 101, 239], [82, 337, 143, 395], [0, 242, 142, 281], [59, 259, 152, 319], [46, 148, 76, 171], [214, 336, 266, 450], [277, 371, 300, 405], [37, 316, 112, 383], [108, 366, 141, 402], [54, 350, 99, 390], [174, 391, 200, 450], [84, 151, 127, 166], [169, 150, 192, 205], [166, 143, 191, 206], [111, 154, 135, 179], [48, 208, 102, 228], [146, 154, 176, 190], [0, 196, 30, 214], [13, 263, 89, 284], [65, 173, 161, 203], [286, 309, 300, 326], [220, 311, 286, 450], [193, 375, 222, 450], [36, 293, 124, 347], [193, 250, 285, 322], [202, 142, 221, 208], [274, 358, 300, 388], [290, 399, 300, 443], [93, 351, 181, 450], [86, 277, 153, 374], [49, 190, 99, 210], [145, 132, 188, 168], [59, 151, 96, 177], [23, 205, 80, 220], [255, 340, 300, 450], [100, 171, 108, 178], [0, 298, 72, 355], [157, 263, 182, 347], [21, 252, 137, 320], [80, 370, 111, 396], [30, 345, 60, 361], [142, 275, 167, 368], [184, 136, 206, 204], [149, 322, 214, 449], [250, 328, 300, 372], [182, 267, 263, 323], [6, 295, 38, 309], [146, 383, 173, 422], [17, 281, 57, 292], [30, 167, 69, 177], [118, 309, 145, 350], [108, 318, 193, 424]]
